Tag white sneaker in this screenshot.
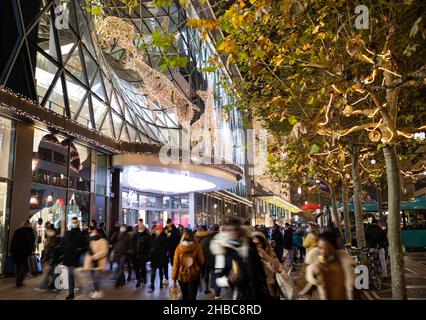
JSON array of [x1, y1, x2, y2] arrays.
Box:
[[90, 291, 104, 299], [214, 296, 222, 300], [162, 279, 169, 286], [89, 291, 97, 299]]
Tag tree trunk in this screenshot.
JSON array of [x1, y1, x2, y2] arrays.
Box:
[[383, 145, 407, 300], [351, 145, 366, 248], [330, 185, 342, 238], [342, 183, 352, 246]]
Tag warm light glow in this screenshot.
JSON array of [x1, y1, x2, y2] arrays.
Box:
[[30, 197, 38, 205], [32, 159, 38, 171], [127, 171, 216, 194], [47, 195, 53, 203], [297, 187, 302, 195], [370, 159, 376, 165]]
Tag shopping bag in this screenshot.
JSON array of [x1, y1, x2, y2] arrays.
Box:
[[169, 284, 182, 300], [276, 269, 298, 300], [27, 255, 36, 275], [35, 255, 43, 273]]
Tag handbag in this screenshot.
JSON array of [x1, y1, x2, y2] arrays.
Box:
[[169, 284, 182, 300], [275, 269, 298, 300]]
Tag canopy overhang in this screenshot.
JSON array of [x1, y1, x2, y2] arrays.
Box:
[[258, 196, 301, 213]]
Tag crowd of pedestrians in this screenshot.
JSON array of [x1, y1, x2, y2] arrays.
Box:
[[8, 215, 390, 300]]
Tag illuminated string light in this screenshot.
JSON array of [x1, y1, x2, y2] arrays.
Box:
[[319, 94, 333, 126], [378, 67, 402, 78]]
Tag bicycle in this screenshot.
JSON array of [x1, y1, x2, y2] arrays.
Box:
[[345, 245, 382, 291]]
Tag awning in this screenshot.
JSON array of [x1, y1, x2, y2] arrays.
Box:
[[337, 197, 426, 212], [215, 190, 253, 207], [258, 196, 301, 213]]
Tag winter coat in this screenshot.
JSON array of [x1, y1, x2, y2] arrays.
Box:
[[303, 233, 318, 254], [199, 231, 218, 269], [83, 235, 109, 270], [42, 235, 62, 265], [172, 241, 204, 282], [210, 231, 270, 300], [132, 230, 151, 260], [62, 228, 87, 266], [150, 232, 169, 267], [365, 224, 387, 249], [293, 230, 303, 247], [304, 247, 355, 300], [10, 226, 36, 262], [283, 227, 294, 249], [113, 232, 133, 257], [166, 226, 181, 258], [195, 230, 211, 244]]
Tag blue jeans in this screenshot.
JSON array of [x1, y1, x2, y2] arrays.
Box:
[[67, 266, 76, 295]]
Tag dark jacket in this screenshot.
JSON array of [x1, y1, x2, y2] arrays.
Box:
[[365, 224, 387, 249], [150, 232, 169, 267], [62, 228, 87, 266], [42, 235, 62, 265], [132, 230, 151, 259], [114, 232, 133, 256], [199, 231, 218, 268], [283, 227, 293, 249], [10, 226, 35, 262], [166, 226, 181, 258]]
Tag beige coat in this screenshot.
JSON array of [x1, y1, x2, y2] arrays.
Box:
[[83, 237, 109, 271], [304, 247, 355, 300]]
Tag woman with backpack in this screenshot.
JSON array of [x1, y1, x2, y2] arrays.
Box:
[[172, 230, 204, 300]]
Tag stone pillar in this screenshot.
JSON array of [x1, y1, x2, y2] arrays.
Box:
[[9, 122, 34, 243], [110, 168, 121, 230], [189, 192, 195, 228]]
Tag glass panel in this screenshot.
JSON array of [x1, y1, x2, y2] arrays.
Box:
[[36, 6, 59, 62], [29, 185, 66, 243], [92, 95, 108, 129], [75, 95, 92, 128], [96, 151, 107, 195], [35, 51, 59, 104], [99, 110, 115, 138], [0, 182, 11, 275], [119, 124, 130, 142], [44, 76, 67, 116], [32, 134, 68, 187], [67, 192, 90, 231], [68, 142, 91, 192], [64, 45, 86, 85], [112, 111, 123, 138], [91, 70, 107, 102], [95, 196, 106, 224], [65, 74, 87, 118], [82, 47, 98, 84], [0, 117, 15, 179]]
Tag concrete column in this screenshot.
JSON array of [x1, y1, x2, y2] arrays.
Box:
[[9, 122, 34, 244]]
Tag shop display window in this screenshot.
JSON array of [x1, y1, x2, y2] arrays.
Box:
[[67, 192, 90, 230]]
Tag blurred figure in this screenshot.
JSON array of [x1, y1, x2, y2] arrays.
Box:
[[303, 223, 318, 255], [197, 224, 220, 295], [108, 222, 121, 271], [327, 221, 341, 248], [304, 231, 354, 300], [98, 222, 107, 239], [172, 230, 204, 300], [283, 223, 294, 266], [166, 219, 181, 268], [84, 226, 108, 299], [271, 223, 284, 263], [365, 218, 388, 279], [10, 220, 35, 287], [36, 225, 61, 292], [149, 225, 169, 292], [113, 224, 133, 288], [133, 223, 151, 287], [293, 226, 304, 263], [195, 225, 209, 244], [90, 219, 97, 228], [210, 218, 269, 300], [62, 217, 87, 300], [125, 225, 134, 281], [252, 231, 289, 299]]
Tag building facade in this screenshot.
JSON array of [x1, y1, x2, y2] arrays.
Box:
[[0, 0, 257, 276]]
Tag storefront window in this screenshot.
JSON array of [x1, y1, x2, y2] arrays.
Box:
[[29, 185, 66, 253], [67, 192, 90, 230], [68, 142, 91, 192], [0, 117, 15, 178], [0, 182, 11, 275]]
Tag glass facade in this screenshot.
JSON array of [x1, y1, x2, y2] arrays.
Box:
[[0, 116, 15, 276]]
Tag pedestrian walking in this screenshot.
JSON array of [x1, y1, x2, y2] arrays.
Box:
[[166, 219, 181, 267], [10, 220, 36, 287], [365, 218, 388, 279], [172, 230, 204, 300], [108, 222, 120, 271], [36, 225, 61, 292], [113, 224, 133, 288], [133, 223, 151, 287], [283, 223, 294, 266], [83, 226, 109, 299], [304, 231, 354, 300], [62, 217, 87, 300], [149, 225, 169, 292], [271, 223, 284, 263]]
